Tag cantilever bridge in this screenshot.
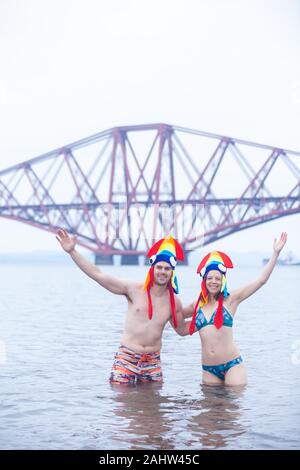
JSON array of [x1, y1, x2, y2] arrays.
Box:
[[0, 123, 299, 264]]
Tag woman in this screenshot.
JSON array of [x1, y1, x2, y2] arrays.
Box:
[[178, 232, 287, 386]]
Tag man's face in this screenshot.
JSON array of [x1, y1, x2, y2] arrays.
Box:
[[153, 261, 173, 286]]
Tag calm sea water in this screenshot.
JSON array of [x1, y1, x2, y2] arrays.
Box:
[[0, 260, 299, 450]]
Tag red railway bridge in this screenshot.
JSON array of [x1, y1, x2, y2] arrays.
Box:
[[0, 123, 299, 264]]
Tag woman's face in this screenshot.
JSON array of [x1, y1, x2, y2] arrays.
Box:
[[205, 270, 222, 296]]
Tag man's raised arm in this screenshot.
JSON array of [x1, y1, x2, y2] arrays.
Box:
[[56, 229, 132, 296]]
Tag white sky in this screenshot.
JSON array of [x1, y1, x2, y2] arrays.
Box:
[[0, 0, 299, 255]]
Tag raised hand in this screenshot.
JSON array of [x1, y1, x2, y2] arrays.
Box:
[[273, 232, 288, 255], [56, 228, 77, 253]]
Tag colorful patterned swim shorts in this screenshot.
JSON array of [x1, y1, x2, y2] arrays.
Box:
[[109, 344, 163, 385]]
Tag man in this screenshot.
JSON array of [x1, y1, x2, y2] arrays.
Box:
[[56, 229, 186, 385]]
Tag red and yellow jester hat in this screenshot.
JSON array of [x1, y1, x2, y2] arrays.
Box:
[[189, 251, 233, 334], [144, 236, 184, 328]]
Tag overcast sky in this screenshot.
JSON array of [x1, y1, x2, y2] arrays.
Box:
[[0, 0, 299, 255]]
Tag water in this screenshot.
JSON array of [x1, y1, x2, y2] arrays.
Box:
[[0, 261, 299, 450]]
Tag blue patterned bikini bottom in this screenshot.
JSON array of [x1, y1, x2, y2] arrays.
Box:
[[202, 356, 243, 380]]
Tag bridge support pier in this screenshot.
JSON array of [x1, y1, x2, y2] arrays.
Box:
[[181, 253, 189, 265], [95, 254, 114, 265], [121, 254, 139, 265]]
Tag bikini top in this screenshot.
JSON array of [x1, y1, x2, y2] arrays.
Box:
[[195, 306, 233, 331]]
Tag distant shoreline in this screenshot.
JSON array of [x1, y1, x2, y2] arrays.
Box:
[[1, 251, 299, 268]]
